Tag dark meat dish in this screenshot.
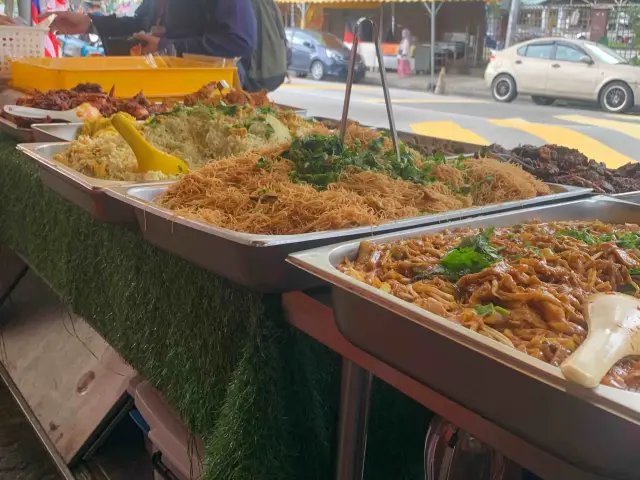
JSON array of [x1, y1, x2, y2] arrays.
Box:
[[184, 81, 270, 108], [2, 84, 175, 128], [487, 144, 640, 194]]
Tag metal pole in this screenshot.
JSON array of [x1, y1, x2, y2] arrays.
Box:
[[290, 4, 295, 28], [430, 0, 436, 90], [505, 0, 522, 48], [300, 3, 307, 29], [379, 5, 384, 43], [391, 3, 396, 36], [335, 359, 373, 480], [17, 0, 31, 23]]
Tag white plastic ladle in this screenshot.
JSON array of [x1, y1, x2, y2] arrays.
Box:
[[561, 292, 640, 388], [3, 104, 98, 123]]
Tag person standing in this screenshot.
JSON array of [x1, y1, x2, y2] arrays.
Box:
[[41, 0, 257, 85], [397, 28, 412, 78]]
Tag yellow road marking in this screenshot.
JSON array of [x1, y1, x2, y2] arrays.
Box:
[[410, 121, 490, 146], [490, 118, 635, 168], [557, 114, 640, 140], [364, 98, 487, 104], [605, 114, 640, 122]]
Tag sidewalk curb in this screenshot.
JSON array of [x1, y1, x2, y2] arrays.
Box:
[[359, 75, 492, 99]]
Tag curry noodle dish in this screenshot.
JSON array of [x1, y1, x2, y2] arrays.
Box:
[[339, 220, 640, 391]]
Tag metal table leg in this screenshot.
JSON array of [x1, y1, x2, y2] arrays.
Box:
[[0, 265, 28, 311], [335, 358, 373, 480]]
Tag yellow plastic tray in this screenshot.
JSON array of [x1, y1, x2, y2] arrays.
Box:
[[10, 57, 240, 98]]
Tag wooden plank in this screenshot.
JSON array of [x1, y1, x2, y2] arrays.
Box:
[[0, 259, 135, 464]]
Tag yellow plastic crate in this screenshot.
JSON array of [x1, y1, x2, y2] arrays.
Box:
[[10, 56, 240, 98]]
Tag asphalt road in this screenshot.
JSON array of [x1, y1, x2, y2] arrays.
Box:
[[272, 79, 640, 169]]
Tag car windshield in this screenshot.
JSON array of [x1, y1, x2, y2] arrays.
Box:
[[583, 43, 628, 64], [308, 31, 345, 49]]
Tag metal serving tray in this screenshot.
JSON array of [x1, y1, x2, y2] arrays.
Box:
[[105, 183, 591, 293], [17, 142, 148, 224], [0, 117, 34, 142], [289, 196, 640, 479], [613, 191, 640, 204], [31, 123, 83, 143]]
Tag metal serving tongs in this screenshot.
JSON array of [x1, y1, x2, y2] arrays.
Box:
[[340, 18, 401, 162]]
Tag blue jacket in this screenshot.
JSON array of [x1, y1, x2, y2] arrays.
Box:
[[90, 0, 257, 60]]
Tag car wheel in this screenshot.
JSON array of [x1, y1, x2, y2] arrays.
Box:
[[491, 74, 517, 103], [311, 61, 325, 81], [599, 81, 634, 113], [531, 96, 555, 106]]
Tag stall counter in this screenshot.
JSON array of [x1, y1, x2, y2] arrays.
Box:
[[0, 134, 431, 480]]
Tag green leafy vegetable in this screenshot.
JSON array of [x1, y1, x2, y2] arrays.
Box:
[[281, 134, 463, 190], [618, 284, 638, 295], [555, 229, 597, 245], [628, 267, 640, 276], [435, 227, 503, 281], [256, 156, 273, 170], [615, 232, 640, 250], [255, 106, 278, 116], [473, 303, 510, 317]]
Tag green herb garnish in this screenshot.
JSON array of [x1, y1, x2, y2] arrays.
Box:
[[628, 267, 640, 276], [555, 229, 597, 244], [436, 227, 502, 280], [474, 303, 510, 317], [255, 106, 278, 116]]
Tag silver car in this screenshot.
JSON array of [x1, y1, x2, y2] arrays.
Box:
[[485, 37, 640, 113]]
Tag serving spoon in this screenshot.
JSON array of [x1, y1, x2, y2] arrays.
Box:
[[4, 104, 101, 123], [561, 292, 640, 388], [111, 112, 189, 176]]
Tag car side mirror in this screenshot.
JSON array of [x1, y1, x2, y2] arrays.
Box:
[[579, 55, 593, 65], [303, 41, 314, 50]]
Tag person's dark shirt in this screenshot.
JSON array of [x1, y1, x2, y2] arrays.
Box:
[[90, 0, 257, 59]]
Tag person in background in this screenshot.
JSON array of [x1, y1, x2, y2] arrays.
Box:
[[83, 0, 103, 15], [38, 0, 257, 86], [240, 0, 287, 92], [397, 28, 412, 78]]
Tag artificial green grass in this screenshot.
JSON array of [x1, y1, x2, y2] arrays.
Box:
[[0, 134, 431, 479]]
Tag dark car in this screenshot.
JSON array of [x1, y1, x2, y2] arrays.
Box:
[[285, 28, 366, 82]]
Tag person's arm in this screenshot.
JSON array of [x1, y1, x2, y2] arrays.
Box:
[[90, 13, 144, 38], [158, 0, 257, 58], [89, 0, 152, 39]]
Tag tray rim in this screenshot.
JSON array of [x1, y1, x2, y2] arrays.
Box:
[[0, 116, 32, 133], [612, 191, 640, 199], [105, 182, 593, 248], [287, 195, 640, 423], [17, 142, 142, 191]]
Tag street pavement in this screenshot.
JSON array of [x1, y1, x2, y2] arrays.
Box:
[[272, 79, 640, 169]]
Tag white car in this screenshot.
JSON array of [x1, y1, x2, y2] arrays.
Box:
[[485, 37, 640, 113]]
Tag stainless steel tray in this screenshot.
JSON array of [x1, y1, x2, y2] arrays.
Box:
[[289, 196, 640, 479], [0, 117, 34, 142], [32, 123, 83, 143], [613, 191, 640, 204], [105, 183, 591, 292], [17, 142, 148, 224], [274, 103, 307, 117]]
